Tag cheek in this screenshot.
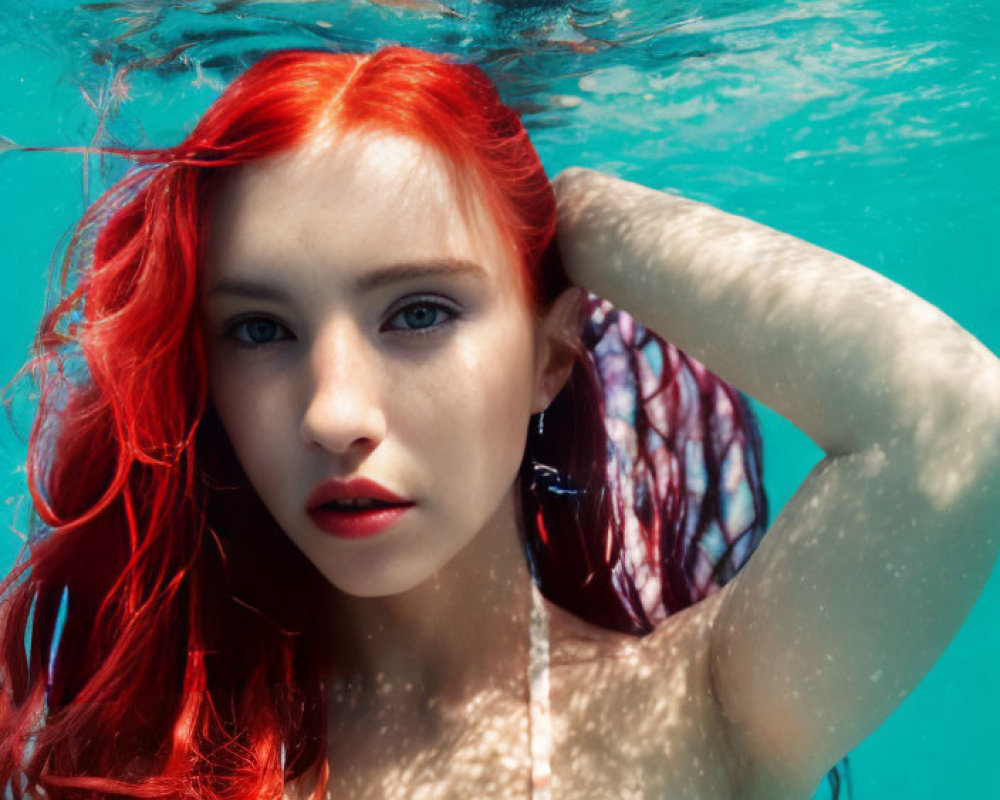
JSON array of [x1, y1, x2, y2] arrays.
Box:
[[208, 362, 292, 491], [414, 323, 536, 483]]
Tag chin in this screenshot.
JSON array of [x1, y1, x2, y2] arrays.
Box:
[[320, 560, 442, 600]]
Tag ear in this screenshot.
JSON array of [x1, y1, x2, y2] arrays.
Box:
[[531, 286, 586, 415]]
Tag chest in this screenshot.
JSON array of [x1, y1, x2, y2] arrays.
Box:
[[307, 651, 737, 800]]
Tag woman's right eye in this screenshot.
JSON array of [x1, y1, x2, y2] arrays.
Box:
[[221, 316, 294, 350]]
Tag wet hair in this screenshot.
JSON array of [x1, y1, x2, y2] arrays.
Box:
[[0, 46, 848, 800]]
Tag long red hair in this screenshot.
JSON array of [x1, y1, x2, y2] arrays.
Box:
[[0, 46, 771, 799]]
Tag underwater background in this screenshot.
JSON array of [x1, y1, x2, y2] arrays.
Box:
[[0, 1, 997, 797]]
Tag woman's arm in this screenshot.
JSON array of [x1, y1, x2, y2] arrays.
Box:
[[552, 167, 1000, 795]]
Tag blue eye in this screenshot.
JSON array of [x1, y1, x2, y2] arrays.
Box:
[[383, 299, 461, 336], [220, 298, 461, 350], [223, 317, 293, 350]]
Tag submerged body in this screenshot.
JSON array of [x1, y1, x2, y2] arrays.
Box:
[[5, 46, 997, 800], [213, 131, 999, 800], [206, 129, 757, 800]]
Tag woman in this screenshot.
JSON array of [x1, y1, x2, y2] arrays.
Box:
[[1, 45, 997, 800]]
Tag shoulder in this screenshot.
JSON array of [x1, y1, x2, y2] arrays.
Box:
[[546, 590, 746, 797], [585, 588, 819, 800]]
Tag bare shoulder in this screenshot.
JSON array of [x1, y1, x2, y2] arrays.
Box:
[[542, 589, 745, 800], [639, 586, 827, 800], [547, 588, 819, 800]]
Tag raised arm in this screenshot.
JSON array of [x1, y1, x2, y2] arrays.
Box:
[[552, 167, 1000, 796]]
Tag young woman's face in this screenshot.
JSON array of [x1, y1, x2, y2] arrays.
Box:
[[201, 129, 566, 597]]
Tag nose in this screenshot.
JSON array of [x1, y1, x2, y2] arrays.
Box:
[[299, 320, 387, 457]]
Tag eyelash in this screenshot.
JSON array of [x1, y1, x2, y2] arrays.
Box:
[[220, 297, 463, 351]]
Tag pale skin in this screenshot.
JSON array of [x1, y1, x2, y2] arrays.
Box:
[[202, 130, 1000, 800]]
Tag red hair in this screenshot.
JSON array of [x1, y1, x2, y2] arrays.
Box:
[[0, 46, 772, 799]]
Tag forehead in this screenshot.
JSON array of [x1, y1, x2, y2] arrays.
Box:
[[207, 129, 520, 293]]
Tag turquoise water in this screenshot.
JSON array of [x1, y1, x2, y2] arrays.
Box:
[[1, 1, 997, 797]]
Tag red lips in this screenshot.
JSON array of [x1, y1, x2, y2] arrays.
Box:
[[305, 476, 411, 511]]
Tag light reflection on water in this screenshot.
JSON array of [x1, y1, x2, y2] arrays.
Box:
[[3, 1, 994, 181]]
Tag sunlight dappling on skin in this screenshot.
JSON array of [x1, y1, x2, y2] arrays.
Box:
[[4, 23, 999, 800], [218, 128, 759, 800], [285, 593, 736, 800], [552, 168, 1000, 509], [549, 165, 1000, 794]]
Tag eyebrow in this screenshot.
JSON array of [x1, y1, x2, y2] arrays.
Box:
[[207, 258, 488, 301]]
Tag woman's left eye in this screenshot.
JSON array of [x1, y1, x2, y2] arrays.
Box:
[[383, 298, 462, 337]]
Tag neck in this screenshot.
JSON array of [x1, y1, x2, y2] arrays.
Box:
[[322, 485, 535, 733]]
